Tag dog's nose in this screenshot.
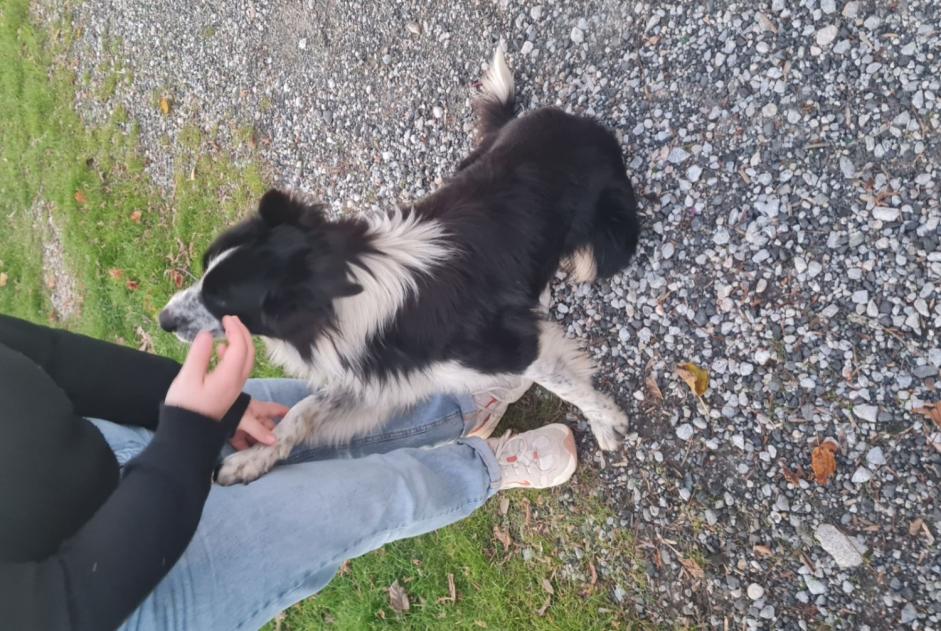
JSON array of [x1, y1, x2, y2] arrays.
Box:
[[158, 310, 178, 332]]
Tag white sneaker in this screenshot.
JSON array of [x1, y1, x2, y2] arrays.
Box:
[[466, 378, 533, 439], [486, 424, 577, 490]]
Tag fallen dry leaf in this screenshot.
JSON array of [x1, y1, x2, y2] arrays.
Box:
[[74, 190, 88, 205], [338, 560, 351, 576], [645, 375, 664, 402], [677, 362, 709, 397], [753, 545, 773, 558], [811, 438, 839, 485], [136, 326, 154, 353], [541, 579, 555, 596], [126, 279, 140, 291], [680, 557, 705, 579], [0, 272, 7, 288], [439, 573, 456, 604], [130, 210, 143, 223], [499, 496, 509, 516], [909, 518, 925, 537], [780, 461, 802, 485], [493, 526, 512, 553], [168, 269, 186, 289], [108, 268, 124, 281], [474, 621, 488, 628], [536, 595, 552, 617], [159, 96, 171, 115], [914, 402, 941, 429], [387, 580, 410, 614]]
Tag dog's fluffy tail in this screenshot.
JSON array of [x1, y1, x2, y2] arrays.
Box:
[[473, 44, 516, 139]]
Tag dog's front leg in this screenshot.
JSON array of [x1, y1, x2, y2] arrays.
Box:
[[216, 393, 322, 485], [524, 321, 629, 451]]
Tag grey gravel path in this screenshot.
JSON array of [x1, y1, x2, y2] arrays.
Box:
[[38, 1, 941, 628]]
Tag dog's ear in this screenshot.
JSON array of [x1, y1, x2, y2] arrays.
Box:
[[258, 189, 325, 227]]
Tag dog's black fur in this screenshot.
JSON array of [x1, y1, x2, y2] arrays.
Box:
[[197, 108, 639, 381]]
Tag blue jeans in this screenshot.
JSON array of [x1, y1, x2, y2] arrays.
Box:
[[89, 379, 501, 631]]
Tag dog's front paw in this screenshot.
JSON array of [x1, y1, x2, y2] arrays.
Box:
[[216, 447, 278, 485], [589, 409, 629, 451]]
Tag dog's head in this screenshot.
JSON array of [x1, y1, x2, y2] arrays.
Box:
[[158, 189, 363, 346]]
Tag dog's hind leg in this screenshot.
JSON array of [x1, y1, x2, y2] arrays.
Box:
[[523, 321, 628, 451]]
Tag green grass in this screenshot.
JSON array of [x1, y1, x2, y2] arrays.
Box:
[[0, 2, 642, 628]]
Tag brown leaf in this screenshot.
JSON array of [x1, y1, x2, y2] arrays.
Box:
[[645, 375, 664, 402], [541, 578, 555, 595], [811, 438, 839, 485], [909, 518, 925, 537], [499, 496, 510, 516], [474, 621, 488, 628], [338, 560, 351, 576], [680, 557, 705, 579], [74, 190, 88, 205], [753, 545, 773, 558], [914, 402, 941, 429], [536, 595, 552, 617], [493, 526, 512, 553], [387, 580, 410, 614], [159, 96, 171, 115], [130, 210, 143, 223], [168, 269, 185, 289], [780, 461, 802, 485], [676, 362, 709, 397], [0, 272, 7, 288], [126, 279, 140, 291], [108, 268, 124, 281]]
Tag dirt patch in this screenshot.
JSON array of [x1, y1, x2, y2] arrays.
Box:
[[32, 199, 82, 322]]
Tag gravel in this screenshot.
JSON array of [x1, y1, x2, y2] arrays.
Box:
[[36, 0, 941, 628]]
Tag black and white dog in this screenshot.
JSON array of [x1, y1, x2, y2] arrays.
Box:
[[159, 47, 641, 485]]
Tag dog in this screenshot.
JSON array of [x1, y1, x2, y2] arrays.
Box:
[[158, 46, 641, 485]]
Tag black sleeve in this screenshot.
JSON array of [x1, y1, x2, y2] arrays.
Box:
[[0, 314, 181, 430], [0, 396, 249, 631]]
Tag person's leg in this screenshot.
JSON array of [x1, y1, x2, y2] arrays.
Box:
[[120, 435, 500, 631], [239, 378, 479, 461], [85, 418, 155, 466]]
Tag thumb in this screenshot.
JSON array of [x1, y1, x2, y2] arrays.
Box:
[[178, 330, 214, 383]]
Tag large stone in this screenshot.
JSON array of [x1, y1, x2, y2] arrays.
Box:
[[814, 524, 866, 568]]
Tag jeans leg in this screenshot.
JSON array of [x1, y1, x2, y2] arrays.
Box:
[[241, 379, 479, 463], [85, 418, 155, 467], [120, 437, 500, 631]]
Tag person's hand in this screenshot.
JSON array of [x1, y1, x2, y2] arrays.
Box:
[[229, 400, 289, 450], [165, 315, 255, 420]]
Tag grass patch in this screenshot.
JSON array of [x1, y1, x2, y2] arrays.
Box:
[[1, 2, 641, 628], [0, 0, 264, 361]]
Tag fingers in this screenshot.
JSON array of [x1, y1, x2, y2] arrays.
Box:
[[251, 400, 291, 419], [212, 316, 253, 386], [229, 431, 251, 451], [239, 415, 277, 446], [177, 330, 214, 383]]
